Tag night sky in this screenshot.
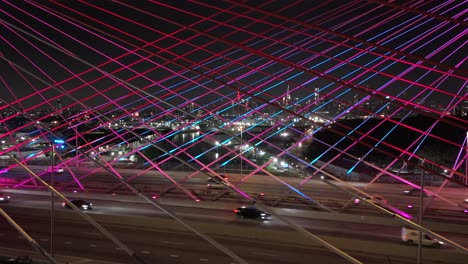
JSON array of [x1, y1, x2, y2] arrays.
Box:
[[0, 1, 466, 112]]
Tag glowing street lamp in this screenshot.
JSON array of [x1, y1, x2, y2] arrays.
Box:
[[50, 138, 64, 257]]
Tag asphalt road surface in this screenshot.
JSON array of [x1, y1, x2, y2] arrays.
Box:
[[0, 192, 466, 264]]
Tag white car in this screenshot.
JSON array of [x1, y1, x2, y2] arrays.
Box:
[[401, 227, 444, 247], [45, 166, 64, 173], [0, 191, 10, 203]]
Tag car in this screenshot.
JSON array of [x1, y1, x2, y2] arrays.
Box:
[[0, 192, 10, 203], [355, 194, 387, 205], [45, 166, 64, 173], [234, 206, 270, 220], [207, 175, 229, 189], [62, 199, 92, 210], [403, 188, 428, 197], [464, 198, 468, 204], [401, 227, 444, 247]]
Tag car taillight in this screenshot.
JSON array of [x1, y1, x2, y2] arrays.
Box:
[[233, 209, 239, 213]]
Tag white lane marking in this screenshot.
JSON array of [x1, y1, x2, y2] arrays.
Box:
[[141, 250, 150, 254], [115, 247, 123, 251], [64, 241, 72, 244], [252, 251, 278, 257], [89, 244, 97, 247], [169, 254, 179, 258], [200, 258, 209, 262], [162, 240, 184, 245], [39, 238, 49, 242]]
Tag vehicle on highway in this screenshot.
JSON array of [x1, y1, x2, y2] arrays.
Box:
[[464, 198, 468, 204], [62, 199, 93, 210], [401, 227, 444, 247], [234, 206, 270, 220], [403, 188, 428, 197], [319, 174, 334, 180], [354, 194, 387, 205], [207, 175, 229, 189], [45, 166, 64, 173], [0, 191, 10, 203]]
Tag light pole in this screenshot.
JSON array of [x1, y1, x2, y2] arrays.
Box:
[[50, 143, 55, 257], [417, 158, 425, 264], [50, 139, 64, 257], [240, 125, 243, 177]]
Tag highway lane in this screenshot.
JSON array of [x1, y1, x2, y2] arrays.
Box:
[[4, 166, 468, 220], [0, 205, 464, 264], [3, 191, 468, 249], [0, 192, 466, 264], [0, 213, 418, 264]]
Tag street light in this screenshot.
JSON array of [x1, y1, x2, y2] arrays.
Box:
[[50, 139, 64, 257], [417, 158, 425, 264], [240, 125, 243, 177]]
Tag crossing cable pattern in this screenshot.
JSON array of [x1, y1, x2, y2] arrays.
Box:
[[0, 0, 467, 262]]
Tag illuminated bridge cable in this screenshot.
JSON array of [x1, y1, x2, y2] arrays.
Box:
[[320, 177, 468, 254], [1, 1, 466, 262], [6, 154, 147, 264], [221, 0, 468, 76], [0, 7, 330, 204], [19, 0, 468, 187], [0, 208, 57, 264], [120, 0, 468, 131], [0, 22, 251, 264], [0, 21, 377, 264]]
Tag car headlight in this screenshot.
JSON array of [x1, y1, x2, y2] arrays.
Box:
[[0, 198, 4, 200], [261, 213, 266, 216]]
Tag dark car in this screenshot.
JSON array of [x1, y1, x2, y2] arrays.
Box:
[[234, 206, 270, 220], [0, 191, 10, 203], [403, 188, 428, 197], [62, 199, 93, 210]]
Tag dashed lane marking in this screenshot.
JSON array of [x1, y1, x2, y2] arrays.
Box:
[[252, 251, 278, 257]]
